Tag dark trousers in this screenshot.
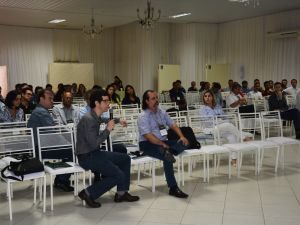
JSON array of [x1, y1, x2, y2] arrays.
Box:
[[281, 108, 300, 138], [139, 140, 186, 188], [78, 150, 131, 200]]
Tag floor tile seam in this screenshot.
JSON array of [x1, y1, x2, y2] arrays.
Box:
[[287, 173, 300, 208], [257, 176, 267, 225], [220, 176, 229, 225], [178, 180, 199, 225]]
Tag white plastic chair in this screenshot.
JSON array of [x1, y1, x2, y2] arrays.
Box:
[[219, 114, 260, 176], [37, 125, 85, 211], [238, 113, 280, 173], [261, 111, 300, 170], [0, 121, 27, 129], [0, 128, 46, 220]]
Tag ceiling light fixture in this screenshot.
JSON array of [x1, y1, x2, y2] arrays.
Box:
[[169, 12, 191, 19], [229, 0, 260, 8], [48, 19, 66, 24], [137, 0, 161, 29], [83, 9, 103, 39]]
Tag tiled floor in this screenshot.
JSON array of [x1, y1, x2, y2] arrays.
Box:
[[1, 145, 300, 225]]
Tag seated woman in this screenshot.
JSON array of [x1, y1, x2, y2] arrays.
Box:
[[122, 85, 140, 106], [106, 83, 121, 105], [0, 90, 24, 122], [200, 90, 240, 165]]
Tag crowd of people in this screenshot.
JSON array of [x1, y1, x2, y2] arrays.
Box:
[[0, 76, 300, 208]]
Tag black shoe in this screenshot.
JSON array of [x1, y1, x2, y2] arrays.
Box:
[[114, 192, 140, 203], [159, 147, 176, 163], [169, 187, 189, 198], [54, 183, 74, 192], [78, 190, 101, 208]]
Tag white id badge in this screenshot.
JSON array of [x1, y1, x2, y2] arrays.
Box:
[[177, 97, 180, 100], [159, 125, 168, 136]]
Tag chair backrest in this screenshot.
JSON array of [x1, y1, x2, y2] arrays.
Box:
[[121, 104, 139, 109], [110, 123, 138, 147], [286, 95, 296, 109], [260, 110, 283, 138], [0, 121, 27, 129], [186, 92, 200, 105], [222, 107, 239, 116], [172, 116, 188, 127], [166, 111, 178, 118], [253, 99, 267, 112], [238, 112, 263, 141], [37, 125, 75, 162], [0, 127, 35, 159], [159, 102, 178, 111]]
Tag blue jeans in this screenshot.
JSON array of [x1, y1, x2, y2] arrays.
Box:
[[77, 150, 131, 200], [139, 140, 186, 188]]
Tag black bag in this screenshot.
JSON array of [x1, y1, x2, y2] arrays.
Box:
[[167, 126, 201, 149], [1, 157, 44, 181]]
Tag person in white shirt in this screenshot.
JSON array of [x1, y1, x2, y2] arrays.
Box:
[[52, 91, 80, 125], [226, 83, 247, 108], [284, 79, 299, 97], [248, 82, 263, 100]]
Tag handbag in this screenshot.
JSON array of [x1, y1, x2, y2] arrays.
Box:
[[1, 157, 44, 181]]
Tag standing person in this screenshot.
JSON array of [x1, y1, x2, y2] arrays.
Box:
[[0, 90, 24, 122], [121, 85, 140, 106], [268, 82, 300, 139], [27, 89, 74, 192], [138, 90, 189, 198], [76, 90, 139, 208]]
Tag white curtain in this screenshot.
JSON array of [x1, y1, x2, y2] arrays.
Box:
[[0, 25, 53, 90], [1, 8, 300, 94]]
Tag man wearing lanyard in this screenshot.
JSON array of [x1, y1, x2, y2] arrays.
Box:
[[138, 90, 189, 198]]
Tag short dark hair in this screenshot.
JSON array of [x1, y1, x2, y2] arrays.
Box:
[[274, 82, 281, 86], [242, 80, 248, 84], [5, 90, 20, 109], [231, 82, 241, 91], [37, 89, 53, 103], [21, 87, 32, 95], [142, 90, 155, 110], [89, 89, 107, 109], [46, 84, 52, 89], [264, 81, 269, 86]]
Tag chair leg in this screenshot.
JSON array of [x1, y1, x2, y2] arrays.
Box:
[[203, 154, 206, 182], [181, 156, 185, 186], [152, 161, 156, 193], [207, 155, 210, 183], [228, 153, 231, 179], [34, 179, 37, 204], [50, 175, 54, 211], [7, 182, 12, 220], [43, 176, 46, 213], [275, 147, 280, 173], [137, 164, 141, 185]]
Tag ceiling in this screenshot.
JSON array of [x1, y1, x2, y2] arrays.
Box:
[[0, 0, 299, 30]]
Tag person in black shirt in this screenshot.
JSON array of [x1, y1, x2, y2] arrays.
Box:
[[268, 82, 300, 139], [121, 85, 140, 106], [19, 87, 36, 116]]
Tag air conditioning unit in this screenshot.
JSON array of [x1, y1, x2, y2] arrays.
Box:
[[266, 30, 300, 39]]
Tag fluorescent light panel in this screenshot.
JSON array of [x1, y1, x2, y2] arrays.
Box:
[[169, 12, 191, 19], [48, 19, 66, 24]]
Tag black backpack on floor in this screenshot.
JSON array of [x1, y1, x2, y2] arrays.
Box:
[[167, 127, 201, 150]]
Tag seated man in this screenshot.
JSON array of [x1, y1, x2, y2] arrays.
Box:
[[247, 82, 263, 100], [19, 87, 36, 115], [269, 82, 300, 139], [169, 81, 187, 110], [138, 90, 189, 198], [226, 82, 254, 113], [27, 89, 73, 192], [52, 91, 80, 125], [76, 90, 139, 208]]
